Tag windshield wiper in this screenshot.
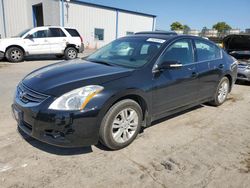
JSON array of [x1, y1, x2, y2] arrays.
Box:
[[87, 59, 114, 66]]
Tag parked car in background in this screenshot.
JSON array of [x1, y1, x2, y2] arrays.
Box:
[[0, 26, 84, 62], [223, 34, 250, 82], [12, 33, 237, 150]]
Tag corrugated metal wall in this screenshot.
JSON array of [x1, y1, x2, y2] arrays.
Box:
[[64, 2, 117, 49], [1, 0, 155, 48], [118, 12, 154, 38], [3, 0, 29, 37], [0, 0, 5, 38], [64, 2, 155, 49], [27, 0, 60, 27], [1, 0, 60, 38]]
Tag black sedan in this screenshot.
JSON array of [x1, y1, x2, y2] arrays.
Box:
[[12, 33, 237, 150]]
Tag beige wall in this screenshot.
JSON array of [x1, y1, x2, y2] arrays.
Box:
[[2, 0, 60, 37], [0, 0, 5, 38], [64, 2, 117, 49], [118, 12, 154, 38]]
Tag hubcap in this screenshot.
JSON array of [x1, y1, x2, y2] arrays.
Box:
[[11, 50, 22, 60], [68, 49, 76, 59], [111, 108, 139, 144], [218, 81, 229, 103]]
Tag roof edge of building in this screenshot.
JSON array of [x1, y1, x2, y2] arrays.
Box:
[[71, 0, 157, 18]]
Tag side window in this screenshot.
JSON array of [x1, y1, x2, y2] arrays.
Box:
[[65, 29, 80, 37], [49, 28, 66, 37], [111, 42, 134, 56], [140, 44, 160, 55], [31, 30, 48, 38], [161, 39, 194, 65], [194, 40, 222, 61], [95, 28, 104, 41]]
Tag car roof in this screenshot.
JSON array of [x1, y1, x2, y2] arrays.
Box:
[[123, 33, 210, 43], [32, 26, 77, 30]]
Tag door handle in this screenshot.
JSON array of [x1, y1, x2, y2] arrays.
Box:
[[219, 64, 224, 69]]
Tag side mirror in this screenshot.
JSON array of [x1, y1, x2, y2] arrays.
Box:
[[153, 60, 182, 73], [25, 34, 33, 39]]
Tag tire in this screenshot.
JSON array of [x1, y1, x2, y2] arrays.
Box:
[[209, 77, 230, 106], [99, 99, 143, 150], [64, 47, 78, 60], [6, 47, 24, 63]]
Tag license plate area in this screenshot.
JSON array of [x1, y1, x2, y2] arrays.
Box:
[[12, 106, 23, 124]]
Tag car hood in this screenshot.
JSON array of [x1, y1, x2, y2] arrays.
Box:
[[22, 59, 134, 96], [0, 37, 22, 43], [238, 60, 250, 68], [223, 35, 250, 53]]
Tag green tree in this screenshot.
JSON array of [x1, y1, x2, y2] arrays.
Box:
[[170, 22, 184, 31], [183, 25, 190, 34], [212, 22, 232, 33]]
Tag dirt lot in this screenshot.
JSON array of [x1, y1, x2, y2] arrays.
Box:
[[0, 53, 250, 188]]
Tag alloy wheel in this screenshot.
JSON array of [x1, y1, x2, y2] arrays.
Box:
[[111, 108, 139, 144], [217, 80, 229, 103]]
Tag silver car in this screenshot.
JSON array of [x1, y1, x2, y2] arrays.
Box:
[[237, 59, 250, 82], [223, 34, 250, 82]]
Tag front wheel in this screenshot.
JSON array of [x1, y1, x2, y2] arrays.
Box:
[[6, 47, 24, 63], [99, 99, 143, 150], [64, 47, 78, 60], [209, 77, 230, 106]]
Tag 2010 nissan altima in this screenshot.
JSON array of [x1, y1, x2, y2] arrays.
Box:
[[12, 32, 238, 150]]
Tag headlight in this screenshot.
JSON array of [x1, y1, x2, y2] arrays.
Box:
[[49, 85, 104, 111]]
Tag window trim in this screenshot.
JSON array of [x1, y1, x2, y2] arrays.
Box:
[[48, 28, 66, 38], [193, 38, 223, 63], [155, 38, 195, 66], [29, 29, 49, 39]]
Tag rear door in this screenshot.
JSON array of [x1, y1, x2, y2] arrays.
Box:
[[193, 39, 224, 100], [152, 39, 199, 118], [24, 29, 50, 55], [48, 28, 67, 54]]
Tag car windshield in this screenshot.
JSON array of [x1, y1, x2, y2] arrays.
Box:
[[86, 37, 166, 68], [14, 28, 32, 37]]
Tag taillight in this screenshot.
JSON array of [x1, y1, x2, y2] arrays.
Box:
[[80, 36, 83, 43]]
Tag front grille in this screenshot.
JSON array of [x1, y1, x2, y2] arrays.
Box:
[[17, 83, 49, 104]]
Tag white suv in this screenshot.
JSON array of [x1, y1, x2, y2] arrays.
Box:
[[0, 26, 84, 62]]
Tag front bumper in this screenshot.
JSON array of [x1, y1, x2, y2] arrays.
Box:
[[78, 43, 84, 53], [237, 68, 250, 81], [12, 96, 101, 148]]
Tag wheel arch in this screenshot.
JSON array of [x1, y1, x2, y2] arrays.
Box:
[[98, 90, 151, 128], [6, 45, 25, 55], [65, 44, 78, 52], [224, 74, 233, 92]]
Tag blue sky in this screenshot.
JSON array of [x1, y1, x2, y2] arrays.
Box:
[[78, 0, 250, 31]]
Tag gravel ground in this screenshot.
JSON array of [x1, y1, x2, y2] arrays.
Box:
[[0, 53, 250, 188]]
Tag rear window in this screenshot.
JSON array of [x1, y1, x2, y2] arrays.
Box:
[[65, 28, 80, 37]]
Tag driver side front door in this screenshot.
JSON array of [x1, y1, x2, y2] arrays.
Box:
[[152, 39, 199, 119], [24, 29, 50, 55]]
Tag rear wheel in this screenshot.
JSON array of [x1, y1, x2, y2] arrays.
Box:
[[99, 99, 143, 150], [6, 47, 24, 63], [209, 77, 230, 106], [64, 47, 78, 60]]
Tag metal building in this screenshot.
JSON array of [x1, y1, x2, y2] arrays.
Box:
[[0, 0, 156, 48]]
